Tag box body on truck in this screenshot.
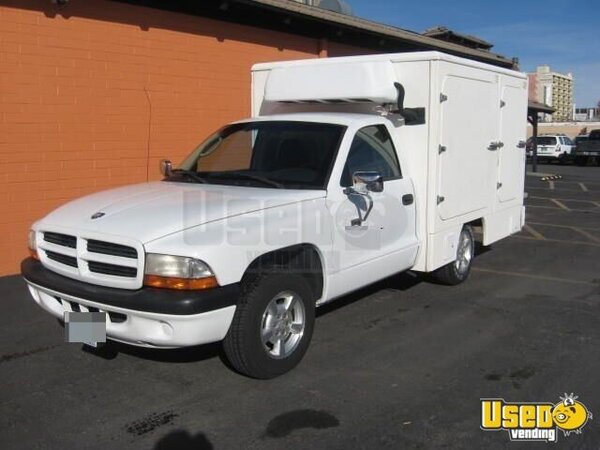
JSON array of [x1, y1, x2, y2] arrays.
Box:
[[22, 52, 528, 378]]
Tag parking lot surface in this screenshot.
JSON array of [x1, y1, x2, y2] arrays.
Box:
[[1, 165, 599, 449]]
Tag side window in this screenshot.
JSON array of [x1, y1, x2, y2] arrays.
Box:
[[340, 125, 401, 187]]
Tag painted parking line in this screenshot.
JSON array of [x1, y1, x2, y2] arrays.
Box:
[[572, 227, 600, 245], [526, 205, 600, 214], [579, 183, 589, 192], [549, 198, 571, 211], [526, 186, 599, 194], [527, 221, 600, 232], [529, 196, 600, 204], [511, 234, 600, 248], [473, 267, 596, 286], [549, 180, 555, 190], [523, 224, 545, 240]]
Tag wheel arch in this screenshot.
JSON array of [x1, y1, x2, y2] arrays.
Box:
[[242, 244, 325, 303]]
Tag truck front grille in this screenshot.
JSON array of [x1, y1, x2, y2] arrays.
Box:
[[36, 230, 144, 289]]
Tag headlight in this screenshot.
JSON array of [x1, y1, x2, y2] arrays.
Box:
[[144, 254, 218, 290], [28, 230, 39, 260]]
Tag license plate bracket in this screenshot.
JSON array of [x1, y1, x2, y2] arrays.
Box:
[[64, 311, 106, 346]]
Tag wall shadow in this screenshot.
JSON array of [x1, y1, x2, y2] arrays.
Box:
[[2, 0, 322, 54]]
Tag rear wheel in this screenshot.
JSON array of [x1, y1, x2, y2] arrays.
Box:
[[223, 269, 314, 379], [432, 225, 475, 285]]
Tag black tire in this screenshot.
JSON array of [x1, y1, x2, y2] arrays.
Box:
[[431, 225, 475, 286], [575, 156, 588, 167], [223, 269, 315, 379]]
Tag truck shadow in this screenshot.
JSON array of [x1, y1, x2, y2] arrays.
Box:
[[316, 270, 423, 318], [83, 340, 222, 363], [317, 240, 491, 316]]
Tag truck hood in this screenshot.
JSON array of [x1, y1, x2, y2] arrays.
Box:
[[40, 182, 325, 243]]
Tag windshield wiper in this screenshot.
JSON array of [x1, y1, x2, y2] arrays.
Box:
[[170, 169, 207, 184], [207, 172, 284, 188]]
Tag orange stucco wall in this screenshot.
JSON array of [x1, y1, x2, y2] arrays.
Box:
[[0, 1, 373, 276]]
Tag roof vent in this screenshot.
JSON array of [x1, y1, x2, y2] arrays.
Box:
[[317, 0, 353, 15], [293, 0, 353, 15]]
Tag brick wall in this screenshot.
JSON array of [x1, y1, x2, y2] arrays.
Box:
[[0, 0, 373, 276]]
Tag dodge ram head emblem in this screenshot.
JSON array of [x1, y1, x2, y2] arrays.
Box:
[[91, 212, 105, 220]]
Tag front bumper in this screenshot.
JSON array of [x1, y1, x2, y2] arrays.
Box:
[[22, 258, 238, 348]]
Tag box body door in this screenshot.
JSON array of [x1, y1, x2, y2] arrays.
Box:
[[436, 65, 498, 222], [497, 77, 528, 204]]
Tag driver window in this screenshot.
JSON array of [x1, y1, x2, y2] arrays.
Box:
[[340, 125, 402, 187]]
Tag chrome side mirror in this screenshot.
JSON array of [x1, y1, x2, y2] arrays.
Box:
[[343, 171, 383, 227], [160, 159, 173, 177], [351, 171, 384, 194]]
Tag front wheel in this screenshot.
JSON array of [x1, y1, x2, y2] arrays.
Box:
[[431, 225, 475, 285], [223, 270, 315, 379]]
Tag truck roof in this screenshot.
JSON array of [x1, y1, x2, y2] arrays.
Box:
[[234, 112, 384, 127], [252, 51, 526, 79]]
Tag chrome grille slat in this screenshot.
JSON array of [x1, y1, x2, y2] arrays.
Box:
[[86, 240, 138, 259], [43, 232, 76, 248], [45, 250, 78, 268], [87, 261, 137, 278]]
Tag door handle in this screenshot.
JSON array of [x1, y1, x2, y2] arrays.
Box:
[[402, 194, 414, 205], [517, 140, 526, 148]]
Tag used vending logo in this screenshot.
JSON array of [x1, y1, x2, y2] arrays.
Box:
[[481, 393, 592, 443]]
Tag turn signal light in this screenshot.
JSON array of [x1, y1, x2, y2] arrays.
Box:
[[143, 275, 219, 290]]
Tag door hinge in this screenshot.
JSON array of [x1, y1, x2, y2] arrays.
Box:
[[437, 195, 445, 205], [497, 182, 503, 189], [440, 93, 448, 103], [438, 145, 447, 154], [500, 100, 506, 108]]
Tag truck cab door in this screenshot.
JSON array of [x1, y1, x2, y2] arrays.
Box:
[[326, 123, 419, 296]]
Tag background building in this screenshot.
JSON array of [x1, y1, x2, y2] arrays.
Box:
[[528, 65, 574, 122], [574, 107, 599, 122]]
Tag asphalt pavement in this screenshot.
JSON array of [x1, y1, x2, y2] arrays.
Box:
[[1, 163, 599, 449]]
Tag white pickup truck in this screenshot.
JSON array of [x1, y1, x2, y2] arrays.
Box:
[[22, 52, 528, 378]]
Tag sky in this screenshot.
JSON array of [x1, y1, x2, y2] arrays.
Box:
[[344, 0, 599, 107]]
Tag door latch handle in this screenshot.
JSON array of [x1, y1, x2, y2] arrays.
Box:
[[488, 141, 504, 151], [402, 194, 414, 205], [517, 140, 526, 148]]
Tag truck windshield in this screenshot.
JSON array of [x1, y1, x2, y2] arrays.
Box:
[[167, 121, 346, 189]]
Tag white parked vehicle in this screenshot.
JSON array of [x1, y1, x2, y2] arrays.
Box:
[[529, 134, 575, 164], [23, 52, 528, 378]]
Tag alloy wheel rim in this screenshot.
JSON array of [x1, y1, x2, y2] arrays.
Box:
[[261, 291, 305, 359], [454, 230, 473, 274]]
